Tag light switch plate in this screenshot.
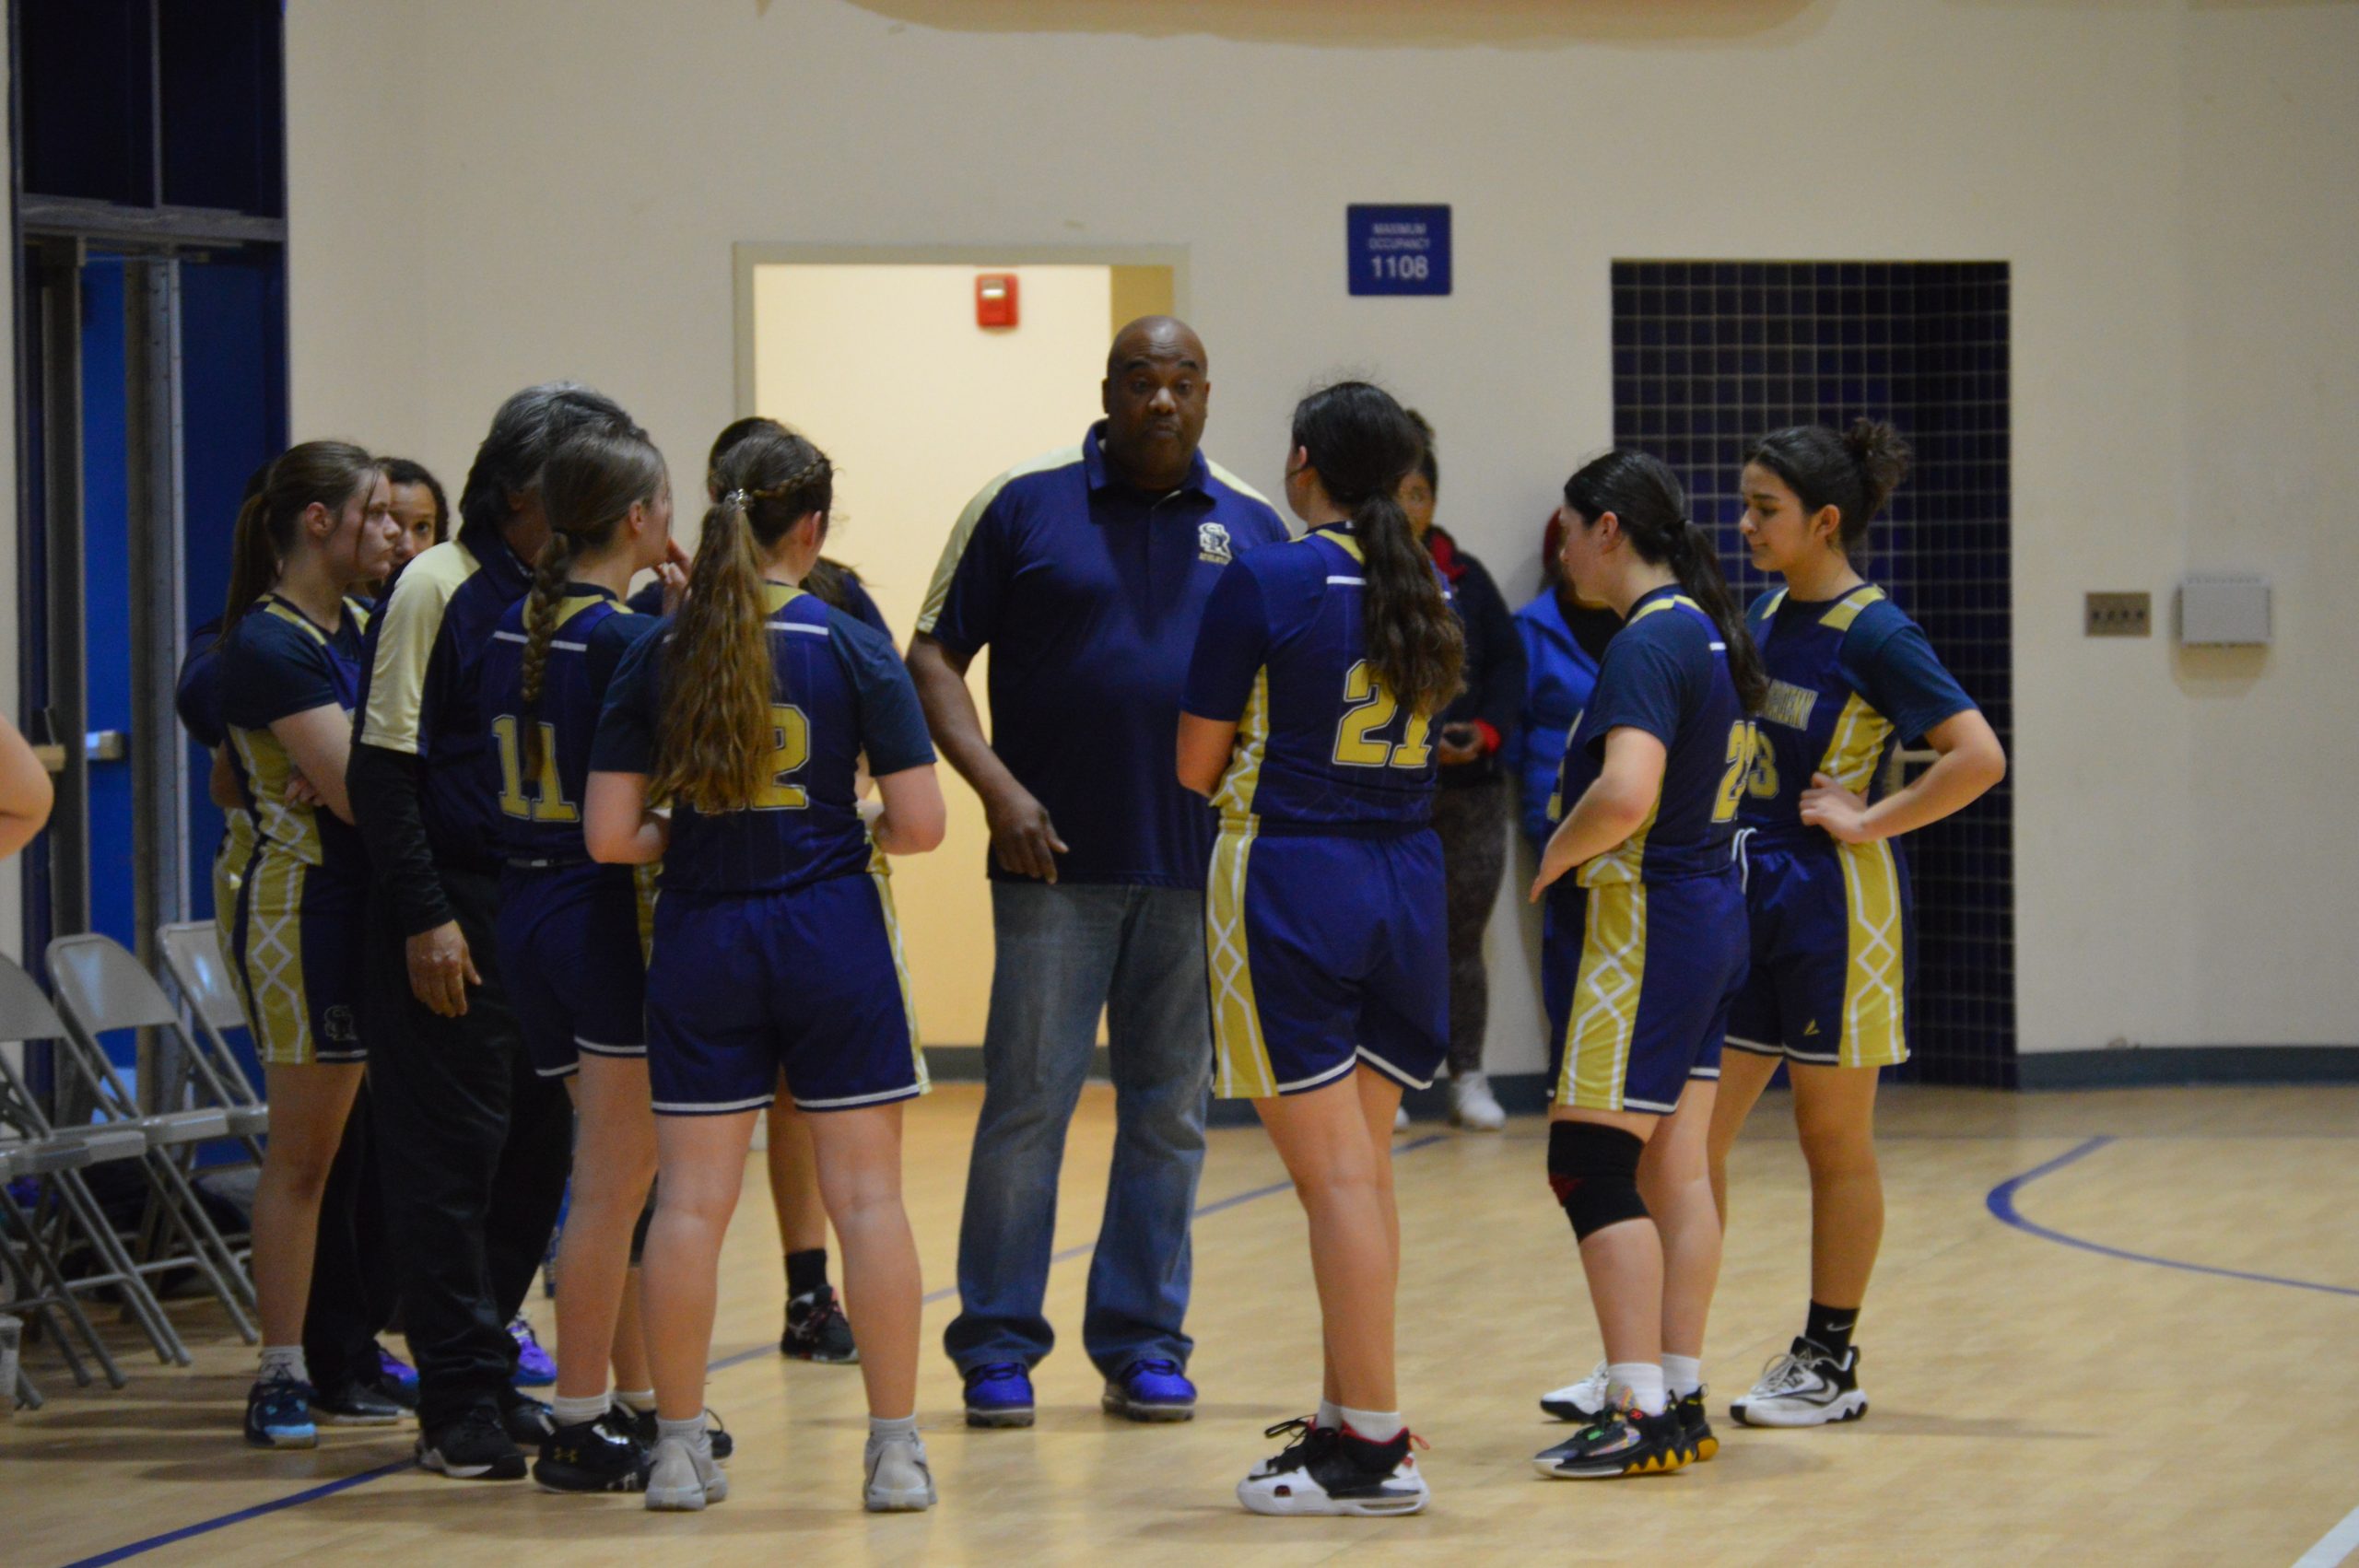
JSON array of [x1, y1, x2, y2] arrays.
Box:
[[2084, 591, 2151, 638]]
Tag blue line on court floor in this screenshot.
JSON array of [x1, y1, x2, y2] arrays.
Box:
[[1986, 1134, 2359, 1299], [59, 1131, 1450, 1567]]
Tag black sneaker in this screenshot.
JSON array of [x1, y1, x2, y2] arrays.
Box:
[[1532, 1395, 1692, 1479], [498, 1388, 556, 1445], [617, 1402, 735, 1461], [1729, 1338, 1867, 1427], [534, 1412, 652, 1494], [418, 1406, 528, 1480], [780, 1283, 860, 1364], [312, 1376, 406, 1426], [1674, 1387, 1718, 1462], [1237, 1424, 1429, 1515]]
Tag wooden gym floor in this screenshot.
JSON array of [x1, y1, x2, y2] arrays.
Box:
[[6, 1082, 2357, 1567]]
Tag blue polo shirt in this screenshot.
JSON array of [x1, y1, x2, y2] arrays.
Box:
[[918, 421, 1288, 887]]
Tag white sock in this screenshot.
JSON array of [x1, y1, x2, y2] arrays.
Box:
[[1605, 1361, 1666, 1417], [1662, 1355, 1703, 1398], [656, 1411, 712, 1457], [616, 1387, 657, 1414], [1338, 1404, 1404, 1444], [1318, 1398, 1343, 1431], [869, 1412, 918, 1442], [553, 1393, 609, 1427], [258, 1345, 308, 1385]]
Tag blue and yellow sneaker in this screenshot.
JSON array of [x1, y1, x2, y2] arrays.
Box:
[[244, 1375, 318, 1449], [1101, 1357, 1196, 1422], [962, 1363, 1036, 1428], [508, 1316, 556, 1387]]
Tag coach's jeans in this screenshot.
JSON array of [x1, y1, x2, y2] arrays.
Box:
[[945, 882, 1210, 1380]]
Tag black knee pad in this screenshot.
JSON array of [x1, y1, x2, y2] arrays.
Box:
[[629, 1184, 656, 1266], [1547, 1120, 1649, 1241]]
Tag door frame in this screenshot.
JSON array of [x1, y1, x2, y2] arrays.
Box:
[[731, 242, 1191, 418]]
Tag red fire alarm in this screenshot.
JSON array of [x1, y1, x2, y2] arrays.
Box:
[[976, 272, 1018, 329]]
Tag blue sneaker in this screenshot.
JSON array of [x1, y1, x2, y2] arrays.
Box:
[[508, 1316, 556, 1387], [962, 1363, 1036, 1428], [375, 1345, 419, 1409], [245, 1375, 319, 1448], [1100, 1357, 1196, 1422]]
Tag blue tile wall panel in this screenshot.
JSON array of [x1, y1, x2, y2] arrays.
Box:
[[1610, 261, 2015, 1085]]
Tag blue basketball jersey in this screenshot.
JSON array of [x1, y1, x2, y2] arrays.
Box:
[[592, 584, 935, 895], [1738, 585, 1975, 846], [1181, 524, 1451, 830], [1550, 588, 1747, 886], [218, 594, 372, 877], [480, 586, 657, 865]]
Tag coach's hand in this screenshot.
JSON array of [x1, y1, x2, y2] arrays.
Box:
[[406, 919, 481, 1017], [984, 784, 1069, 883]]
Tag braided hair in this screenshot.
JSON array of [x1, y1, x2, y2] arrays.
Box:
[[651, 428, 835, 813], [518, 427, 668, 778]]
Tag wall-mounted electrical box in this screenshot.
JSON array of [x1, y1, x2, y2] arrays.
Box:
[[976, 273, 1018, 328], [2177, 574, 2271, 647], [2084, 591, 2151, 638]]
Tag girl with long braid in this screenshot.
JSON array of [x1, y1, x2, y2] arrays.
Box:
[[585, 428, 945, 1514], [477, 427, 678, 1491]]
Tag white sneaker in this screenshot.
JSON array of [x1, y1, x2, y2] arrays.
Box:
[[644, 1434, 729, 1511], [1540, 1362, 1612, 1422], [863, 1431, 937, 1512], [1729, 1338, 1868, 1427], [1448, 1071, 1506, 1130], [1393, 1104, 1411, 1132]]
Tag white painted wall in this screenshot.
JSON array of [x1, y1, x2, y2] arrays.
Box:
[[253, 0, 2359, 1059]]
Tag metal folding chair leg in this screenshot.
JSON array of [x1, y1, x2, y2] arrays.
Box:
[[0, 1181, 124, 1388], [49, 1165, 192, 1366]]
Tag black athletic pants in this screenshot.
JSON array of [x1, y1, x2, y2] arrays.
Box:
[[301, 1078, 399, 1390], [365, 863, 573, 1433]]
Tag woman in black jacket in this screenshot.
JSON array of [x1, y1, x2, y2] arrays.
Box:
[[1402, 413, 1525, 1129]]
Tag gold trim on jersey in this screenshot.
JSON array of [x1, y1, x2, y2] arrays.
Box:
[[916, 444, 1085, 635], [1818, 583, 1886, 631], [233, 852, 319, 1065], [1818, 692, 1895, 796], [1212, 669, 1271, 821], [866, 840, 931, 1098], [1556, 881, 1649, 1110], [1206, 818, 1273, 1098], [362, 537, 481, 754]]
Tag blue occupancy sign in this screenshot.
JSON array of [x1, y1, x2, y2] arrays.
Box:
[[1348, 205, 1451, 297]]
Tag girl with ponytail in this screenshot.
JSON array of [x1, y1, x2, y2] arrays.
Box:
[[1525, 449, 1754, 1481], [475, 426, 677, 1492], [213, 442, 400, 1449], [1173, 380, 1458, 1517], [583, 427, 946, 1515], [1705, 421, 2004, 1430]]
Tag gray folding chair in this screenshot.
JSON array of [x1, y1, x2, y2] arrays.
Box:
[[155, 922, 271, 1142], [0, 956, 192, 1370], [43, 935, 260, 1340]]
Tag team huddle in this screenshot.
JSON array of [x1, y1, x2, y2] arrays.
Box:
[[181, 314, 2002, 1517]]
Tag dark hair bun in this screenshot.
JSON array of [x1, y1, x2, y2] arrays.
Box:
[[1844, 418, 1912, 514]]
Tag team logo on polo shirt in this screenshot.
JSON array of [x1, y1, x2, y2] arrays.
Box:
[[1198, 521, 1234, 565]]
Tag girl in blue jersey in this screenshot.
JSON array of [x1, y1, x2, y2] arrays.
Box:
[[1708, 422, 2005, 1427], [1527, 451, 1763, 1480], [584, 428, 946, 1515], [215, 442, 400, 1447], [479, 427, 675, 1492], [1179, 381, 1461, 1517]]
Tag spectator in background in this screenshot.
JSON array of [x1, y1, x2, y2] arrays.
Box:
[[0, 711, 53, 860], [381, 458, 451, 579], [1509, 509, 1624, 852], [1399, 412, 1524, 1132]]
